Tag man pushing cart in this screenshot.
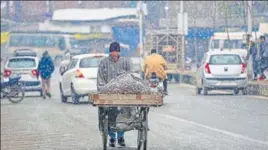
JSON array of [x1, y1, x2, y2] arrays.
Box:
[[90, 42, 163, 150]]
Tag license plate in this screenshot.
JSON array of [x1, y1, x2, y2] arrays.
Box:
[[218, 81, 236, 86], [21, 74, 33, 80], [151, 88, 158, 92]]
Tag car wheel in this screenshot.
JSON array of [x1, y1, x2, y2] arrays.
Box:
[[196, 87, 202, 95], [242, 88, 247, 95], [233, 89, 239, 95], [203, 87, 208, 95], [71, 84, 80, 104], [60, 84, 68, 103]]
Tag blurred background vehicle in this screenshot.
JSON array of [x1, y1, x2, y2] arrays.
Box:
[[59, 53, 108, 104], [129, 56, 142, 74], [6, 31, 74, 66], [13, 48, 37, 57]]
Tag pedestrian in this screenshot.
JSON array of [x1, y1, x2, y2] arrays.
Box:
[[37, 51, 55, 99], [97, 41, 132, 147], [248, 38, 259, 80], [258, 36, 268, 80]]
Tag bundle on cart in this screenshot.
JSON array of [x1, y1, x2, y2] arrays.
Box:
[[98, 73, 152, 94]]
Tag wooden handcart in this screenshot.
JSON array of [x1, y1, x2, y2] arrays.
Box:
[[89, 93, 163, 150]]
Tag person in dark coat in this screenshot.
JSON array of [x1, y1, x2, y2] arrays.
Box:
[[259, 36, 268, 79], [248, 40, 259, 80], [37, 51, 55, 99], [97, 41, 132, 147]]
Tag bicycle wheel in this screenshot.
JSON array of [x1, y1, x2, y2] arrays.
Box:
[[7, 85, 25, 103]]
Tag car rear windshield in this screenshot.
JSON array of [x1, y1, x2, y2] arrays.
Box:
[[7, 58, 36, 68], [209, 54, 242, 65], [79, 57, 104, 68]]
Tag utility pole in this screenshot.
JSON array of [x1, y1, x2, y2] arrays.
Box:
[[164, 4, 169, 31], [247, 1, 252, 34], [78, 1, 84, 8], [45, 1, 53, 21], [9, 1, 14, 20], [5, 1, 10, 19], [180, 0, 185, 71], [138, 1, 144, 57]]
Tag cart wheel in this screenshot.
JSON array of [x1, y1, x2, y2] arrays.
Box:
[[102, 115, 108, 150], [98, 108, 104, 132], [137, 130, 143, 150], [137, 108, 149, 150], [143, 108, 148, 150]]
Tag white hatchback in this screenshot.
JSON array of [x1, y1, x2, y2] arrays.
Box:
[[195, 51, 248, 95], [59, 53, 108, 104], [4, 56, 42, 96]]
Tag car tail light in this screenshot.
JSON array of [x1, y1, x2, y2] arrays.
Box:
[[76, 69, 84, 78], [204, 63, 211, 74], [32, 69, 38, 76], [151, 84, 157, 88], [4, 69, 12, 77], [241, 63, 246, 73]]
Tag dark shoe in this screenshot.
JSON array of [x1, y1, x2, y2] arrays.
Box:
[[109, 138, 116, 147], [118, 137, 126, 147], [46, 92, 52, 98], [43, 95, 46, 99], [164, 91, 168, 95]]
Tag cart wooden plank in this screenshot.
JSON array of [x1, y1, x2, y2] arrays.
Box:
[[89, 93, 163, 106]]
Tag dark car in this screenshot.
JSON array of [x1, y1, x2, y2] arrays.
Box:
[[14, 49, 37, 57]]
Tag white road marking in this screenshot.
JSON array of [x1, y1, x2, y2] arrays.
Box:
[[152, 112, 268, 146]]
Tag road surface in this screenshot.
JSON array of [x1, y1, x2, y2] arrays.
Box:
[[1, 69, 268, 150]]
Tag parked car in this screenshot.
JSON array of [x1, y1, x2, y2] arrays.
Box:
[[3, 56, 42, 96], [59, 53, 108, 104], [195, 51, 248, 95]]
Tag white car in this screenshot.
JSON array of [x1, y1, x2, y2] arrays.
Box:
[[195, 51, 248, 95], [59, 53, 108, 104], [4, 56, 42, 96]]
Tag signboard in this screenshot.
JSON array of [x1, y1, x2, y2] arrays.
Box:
[[177, 12, 188, 35], [163, 45, 175, 52], [259, 23, 268, 33]]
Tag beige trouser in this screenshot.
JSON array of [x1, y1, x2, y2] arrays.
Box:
[[41, 78, 51, 95]]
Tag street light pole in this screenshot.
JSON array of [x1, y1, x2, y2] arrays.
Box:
[[46, 1, 50, 14], [164, 4, 169, 31], [138, 1, 144, 57], [180, 0, 185, 71], [247, 1, 252, 35]]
